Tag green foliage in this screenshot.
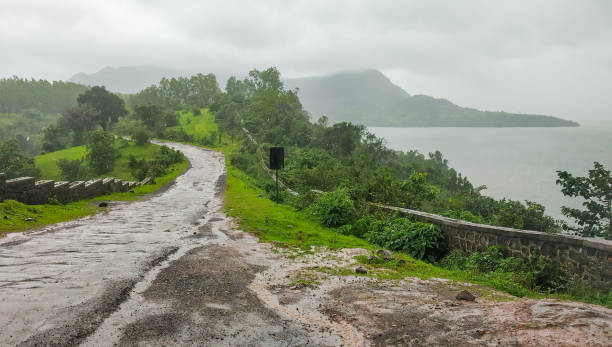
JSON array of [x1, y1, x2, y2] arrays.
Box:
[[439, 246, 570, 293], [77, 86, 127, 130], [128, 73, 222, 109], [57, 158, 88, 181], [556, 162, 612, 239], [127, 145, 184, 181], [60, 104, 99, 145], [42, 123, 71, 153], [0, 138, 41, 179], [131, 127, 151, 146], [366, 218, 446, 262], [0, 77, 87, 114], [309, 190, 357, 227], [85, 130, 119, 174]]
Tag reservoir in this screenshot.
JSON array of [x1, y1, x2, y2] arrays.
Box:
[[370, 121, 612, 220]]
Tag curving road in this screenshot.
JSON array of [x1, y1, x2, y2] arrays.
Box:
[[0, 143, 230, 345]]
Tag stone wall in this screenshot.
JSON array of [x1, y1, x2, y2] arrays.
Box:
[[0, 173, 152, 205], [371, 203, 612, 291]]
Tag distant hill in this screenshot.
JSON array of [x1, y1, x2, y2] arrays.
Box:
[[69, 66, 195, 94], [284, 70, 578, 127]]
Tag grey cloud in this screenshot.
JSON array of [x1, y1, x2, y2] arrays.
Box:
[[0, 0, 610, 120]]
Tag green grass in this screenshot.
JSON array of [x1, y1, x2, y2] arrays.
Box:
[[35, 142, 173, 181], [225, 166, 372, 251], [0, 199, 98, 235], [171, 109, 218, 139], [35, 146, 87, 180]]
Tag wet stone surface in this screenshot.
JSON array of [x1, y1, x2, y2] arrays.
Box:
[[0, 142, 226, 346]]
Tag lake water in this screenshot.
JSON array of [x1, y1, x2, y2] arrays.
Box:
[[370, 121, 612, 220]]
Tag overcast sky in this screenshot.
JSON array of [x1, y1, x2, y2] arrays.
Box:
[[1, 0, 611, 120]]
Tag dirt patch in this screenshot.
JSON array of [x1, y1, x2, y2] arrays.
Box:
[[118, 245, 315, 346]]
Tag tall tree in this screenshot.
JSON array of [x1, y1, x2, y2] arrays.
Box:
[[556, 162, 612, 239], [77, 86, 127, 130], [61, 104, 99, 145], [85, 130, 118, 174]]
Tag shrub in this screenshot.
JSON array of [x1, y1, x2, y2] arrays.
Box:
[[128, 146, 184, 181], [163, 128, 192, 142], [366, 218, 447, 262], [85, 130, 118, 174], [309, 189, 357, 227], [131, 127, 151, 145], [57, 158, 88, 181]]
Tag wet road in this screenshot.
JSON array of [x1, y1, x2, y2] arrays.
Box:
[[0, 142, 227, 346]]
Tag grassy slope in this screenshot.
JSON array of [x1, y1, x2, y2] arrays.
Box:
[[1, 142, 189, 234], [35, 142, 169, 181], [171, 109, 218, 138]]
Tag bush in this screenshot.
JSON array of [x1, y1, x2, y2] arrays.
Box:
[[57, 158, 88, 181], [439, 246, 571, 293], [366, 218, 447, 262], [131, 127, 151, 145], [85, 130, 118, 174], [309, 189, 357, 227], [128, 146, 184, 181], [163, 128, 192, 142]]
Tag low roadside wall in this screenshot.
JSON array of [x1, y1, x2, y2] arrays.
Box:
[[0, 173, 152, 206], [371, 203, 612, 291]]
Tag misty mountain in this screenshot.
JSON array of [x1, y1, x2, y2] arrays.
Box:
[[284, 70, 578, 127], [68, 66, 194, 94]]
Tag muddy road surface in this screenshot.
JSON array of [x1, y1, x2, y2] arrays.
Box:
[[1, 142, 611, 346]]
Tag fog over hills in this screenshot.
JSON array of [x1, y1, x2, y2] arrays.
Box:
[[285, 70, 578, 127], [68, 66, 193, 94], [69, 66, 577, 127]]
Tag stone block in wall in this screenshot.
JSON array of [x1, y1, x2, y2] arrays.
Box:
[[4, 177, 36, 203], [121, 181, 130, 191], [6, 177, 35, 193], [84, 179, 104, 198], [127, 181, 136, 189], [29, 180, 55, 204], [110, 179, 123, 192], [102, 178, 114, 194], [54, 182, 71, 204], [69, 181, 85, 201]]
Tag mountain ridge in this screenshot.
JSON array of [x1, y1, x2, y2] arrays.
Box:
[[284, 69, 578, 127]]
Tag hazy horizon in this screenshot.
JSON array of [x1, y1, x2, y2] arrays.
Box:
[[1, 1, 611, 121]]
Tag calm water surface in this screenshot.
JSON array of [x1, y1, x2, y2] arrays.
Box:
[[370, 121, 612, 220]]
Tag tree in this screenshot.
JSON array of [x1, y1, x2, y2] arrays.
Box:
[[133, 104, 164, 129], [85, 130, 118, 174], [556, 162, 612, 239], [131, 127, 151, 145], [0, 138, 40, 179], [77, 86, 127, 130], [61, 104, 99, 145], [42, 123, 71, 152], [57, 158, 87, 181]]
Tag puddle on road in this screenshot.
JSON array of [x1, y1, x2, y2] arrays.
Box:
[[0, 143, 226, 346]]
